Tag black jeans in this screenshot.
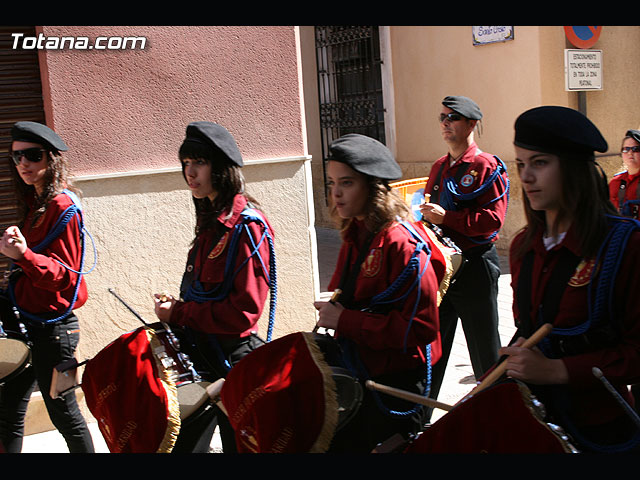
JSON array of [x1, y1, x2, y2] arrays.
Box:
[[0, 313, 95, 453], [425, 244, 502, 422], [170, 330, 265, 453], [327, 366, 427, 453]]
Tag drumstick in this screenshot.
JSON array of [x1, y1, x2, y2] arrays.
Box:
[[365, 380, 453, 412], [592, 367, 640, 430], [108, 288, 149, 326], [457, 323, 553, 405], [205, 378, 228, 416], [312, 289, 342, 333]]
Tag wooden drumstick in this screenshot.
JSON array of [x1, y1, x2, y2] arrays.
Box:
[[366, 380, 453, 412], [313, 289, 342, 333], [457, 323, 553, 405], [205, 378, 228, 416], [329, 288, 342, 304]]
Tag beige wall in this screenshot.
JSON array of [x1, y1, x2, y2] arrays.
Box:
[[303, 26, 640, 254]]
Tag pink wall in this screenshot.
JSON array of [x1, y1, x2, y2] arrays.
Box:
[[36, 26, 305, 176]]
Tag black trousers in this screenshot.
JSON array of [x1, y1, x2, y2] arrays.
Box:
[[0, 308, 95, 453], [327, 367, 427, 453], [425, 244, 502, 422], [170, 329, 264, 453]]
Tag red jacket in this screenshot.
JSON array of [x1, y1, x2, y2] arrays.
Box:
[[170, 194, 273, 339], [425, 142, 508, 252], [510, 225, 640, 428], [13, 192, 87, 316], [609, 170, 640, 216], [328, 219, 441, 378]]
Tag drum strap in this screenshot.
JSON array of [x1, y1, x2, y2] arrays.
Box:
[[335, 232, 375, 310], [180, 207, 277, 374], [616, 176, 640, 219], [431, 155, 509, 246], [6, 189, 97, 324]]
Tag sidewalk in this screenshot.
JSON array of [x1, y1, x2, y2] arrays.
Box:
[[22, 227, 516, 452]]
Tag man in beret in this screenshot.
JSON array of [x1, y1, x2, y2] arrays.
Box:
[[420, 96, 509, 420]]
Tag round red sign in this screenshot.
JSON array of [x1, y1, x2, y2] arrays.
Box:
[[564, 26, 602, 49]]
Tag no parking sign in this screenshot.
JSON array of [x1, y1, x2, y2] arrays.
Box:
[[564, 26, 602, 48]]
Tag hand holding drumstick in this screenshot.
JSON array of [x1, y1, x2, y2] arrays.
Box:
[[0, 226, 27, 260], [419, 193, 446, 225], [153, 291, 176, 322]]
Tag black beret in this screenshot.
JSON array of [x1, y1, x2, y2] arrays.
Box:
[[442, 96, 483, 120], [11, 121, 68, 152], [183, 121, 243, 167], [626, 129, 640, 143], [514, 106, 608, 156], [328, 134, 402, 181]]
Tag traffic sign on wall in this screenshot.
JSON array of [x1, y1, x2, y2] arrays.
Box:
[[564, 26, 602, 49]]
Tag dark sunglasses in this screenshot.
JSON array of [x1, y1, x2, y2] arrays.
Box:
[[438, 112, 464, 123], [621, 146, 640, 154], [11, 148, 47, 166]]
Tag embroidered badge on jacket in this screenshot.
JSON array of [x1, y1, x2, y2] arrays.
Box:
[[460, 174, 475, 187], [208, 231, 229, 259], [569, 258, 597, 287], [362, 248, 382, 277]]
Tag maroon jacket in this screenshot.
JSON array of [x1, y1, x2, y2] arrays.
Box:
[[170, 194, 273, 339], [12, 192, 87, 316], [425, 142, 508, 252], [328, 219, 441, 378], [510, 225, 640, 428], [609, 170, 640, 216]]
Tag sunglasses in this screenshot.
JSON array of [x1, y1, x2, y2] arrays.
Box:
[[10, 148, 47, 166], [438, 112, 464, 123], [621, 146, 640, 154]]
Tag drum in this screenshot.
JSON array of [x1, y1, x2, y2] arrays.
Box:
[[81, 322, 210, 453], [0, 297, 31, 386], [219, 331, 363, 453], [403, 378, 578, 453], [0, 329, 31, 385]]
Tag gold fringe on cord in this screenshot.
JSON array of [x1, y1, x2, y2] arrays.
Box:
[[302, 332, 339, 453], [147, 328, 182, 453]]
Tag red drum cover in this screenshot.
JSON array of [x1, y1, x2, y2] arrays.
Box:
[[220, 332, 339, 453], [81, 326, 181, 453], [405, 380, 574, 453]]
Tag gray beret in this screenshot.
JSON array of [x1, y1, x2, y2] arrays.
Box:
[[626, 129, 640, 143], [11, 121, 68, 152], [183, 121, 243, 167], [442, 96, 483, 120], [514, 106, 608, 156], [328, 134, 402, 181]]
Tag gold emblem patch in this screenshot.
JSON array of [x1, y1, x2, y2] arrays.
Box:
[[568, 258, 597, 287], [208, 232, 229, 259], [362, 248, 382, 277]]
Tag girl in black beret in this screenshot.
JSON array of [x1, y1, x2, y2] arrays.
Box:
[[153, 122, 276, 453], [504, 106, 640, 452], [0, 122, 95, 453], [314, 134, 445, 452]]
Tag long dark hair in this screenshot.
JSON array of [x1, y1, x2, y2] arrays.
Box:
[[9, 147, 80, 228], [515, 153, 617, 259], [330, 173, 412, 238], [179, 140, 258, 238]]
